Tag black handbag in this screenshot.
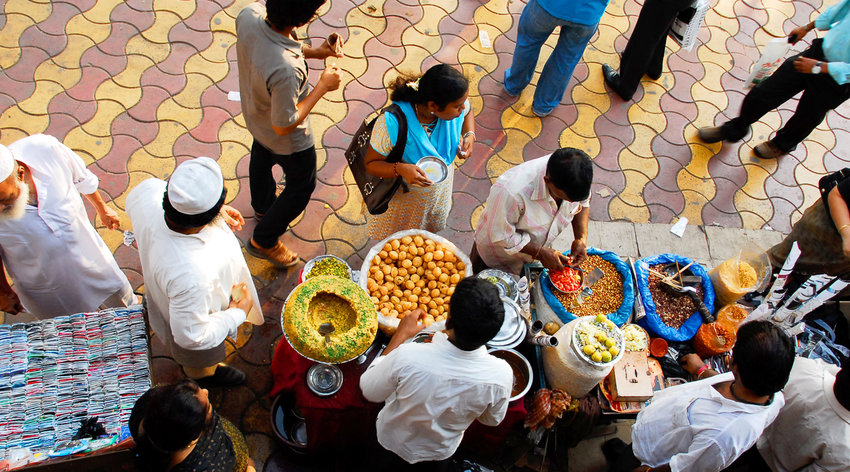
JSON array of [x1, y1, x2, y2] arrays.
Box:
[[345, 104, 408, 215], [818, 167, 850, 214]]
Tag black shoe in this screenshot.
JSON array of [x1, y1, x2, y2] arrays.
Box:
[[196, 364, 246, 389], [602, 64, 631, 100], [753, 140, 786, 159], [697, 126, 726, 143], [646, 68, 662, 80]]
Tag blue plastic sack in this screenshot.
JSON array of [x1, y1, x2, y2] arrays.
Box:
[[634, 254, 714, 342], [540, 247, 635, 326]]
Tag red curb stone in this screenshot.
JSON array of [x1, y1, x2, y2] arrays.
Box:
[[190, 105, 232, 143], [48, 92, 96, 123], [43, 113, 81, 142], [173, 132, 223, 160], [111, 114, 158, 146], [140, 67, 188, 95], [127, 85, 171, 123]]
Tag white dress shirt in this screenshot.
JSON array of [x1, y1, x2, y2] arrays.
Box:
[[474, 155, 590, 274], [360, 331, 513, 463], [0, 134, 131, 318], [126, 178, 262, 351], [757, 357, 850, 472], [632, 372, 785, 472]]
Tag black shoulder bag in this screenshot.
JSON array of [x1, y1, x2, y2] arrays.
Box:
[[345, 104, 409, 215]]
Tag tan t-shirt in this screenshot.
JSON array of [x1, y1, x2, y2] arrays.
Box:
[[236, 3, 314, 155]]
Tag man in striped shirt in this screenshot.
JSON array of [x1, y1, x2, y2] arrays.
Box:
[[472, 148, 593, 275]]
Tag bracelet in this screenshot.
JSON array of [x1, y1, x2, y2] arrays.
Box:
[[462, 130, 476, 140], [696, 364, 710, 379], [838, 223, 850, 234], [393, 162, 400, 177]]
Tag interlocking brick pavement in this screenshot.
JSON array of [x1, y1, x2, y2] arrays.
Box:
[[0, 0, 846, 469]]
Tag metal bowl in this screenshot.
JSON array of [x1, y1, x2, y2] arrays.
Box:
[[270, 393, 308, 453], [546, 267, 584, 295], [488, 348, 533, 402], [477, 269, 519, 302], [416, 156, 448, 183], [301, 255, 353, 283]]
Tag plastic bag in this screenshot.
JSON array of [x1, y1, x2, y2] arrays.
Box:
[[708, 245, 771, 306], [634, 254, 715, 342], [539, 247, 635, 326], [744, 38, 790, 89], [693, 320, 737, 358]]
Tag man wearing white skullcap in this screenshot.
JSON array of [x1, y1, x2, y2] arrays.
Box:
[[127, 157, 265, 387], [0, 134, 135, 318]]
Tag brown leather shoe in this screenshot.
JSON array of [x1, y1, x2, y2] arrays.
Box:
[[246, 239, 299, 268], [753, 140, 785, 159], [697, 126, 726, 143]]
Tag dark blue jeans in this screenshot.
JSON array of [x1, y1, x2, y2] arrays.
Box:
[[249, 141, 316, 248], [504, 0, 598, 115]]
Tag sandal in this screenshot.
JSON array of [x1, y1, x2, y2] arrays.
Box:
[[246, 239, 299, 268]]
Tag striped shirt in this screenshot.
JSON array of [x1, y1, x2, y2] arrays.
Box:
[[474, 155, 589, 274]]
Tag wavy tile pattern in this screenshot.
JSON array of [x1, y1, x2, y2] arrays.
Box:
[[0, 0, 841, 467]]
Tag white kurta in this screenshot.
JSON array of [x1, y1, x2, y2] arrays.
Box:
[[126, 178, 263, 353], [0, 134, 131, 318]]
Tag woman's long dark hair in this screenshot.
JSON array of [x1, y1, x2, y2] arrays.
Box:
[[133, 380, 213, 471], [389, 64, 468, 110]]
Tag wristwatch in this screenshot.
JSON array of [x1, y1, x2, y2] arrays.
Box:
[[812, 61, 823, 74]]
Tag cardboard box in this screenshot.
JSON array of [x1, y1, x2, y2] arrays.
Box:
[[610, 352, 655, 402]]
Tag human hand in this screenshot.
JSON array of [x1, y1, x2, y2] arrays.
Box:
[[313, 33, 344, 59], [220, 205, 245, 232], [398, 163, 432, 187], [842, 234, 850, 258], [228, 283, 253, 314], [456, 132, 474, 159], [395, 309, 426, 340], [568, 239, 587, 266], [680, 353, 705, 376], [0, 288, 23, 315], [788, 25, 810, 44], [539, 248, 570, 273], [98, 206, 121, 231], [318, 65, 342, 92], [794, 57, 819, 73]]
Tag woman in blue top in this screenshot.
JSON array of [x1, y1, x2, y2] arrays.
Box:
[[364, 64, 475, 240]]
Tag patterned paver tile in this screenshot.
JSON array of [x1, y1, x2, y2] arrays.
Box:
[[4, 0, 850, 468]]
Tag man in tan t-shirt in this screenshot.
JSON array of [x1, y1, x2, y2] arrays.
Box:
[[236, 0, 342, 268]]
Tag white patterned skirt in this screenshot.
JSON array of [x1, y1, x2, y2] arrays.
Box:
[[367, 165, 454, 241]]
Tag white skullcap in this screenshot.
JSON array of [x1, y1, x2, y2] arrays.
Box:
[[0, 144, 15, 181], [167, 157, 224, 215]]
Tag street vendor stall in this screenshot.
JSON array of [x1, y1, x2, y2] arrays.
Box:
[[269, 230, 537, 457], [0, 306, 151, 470]]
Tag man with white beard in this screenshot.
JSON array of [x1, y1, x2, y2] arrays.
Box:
[[0, 134, 135, 319]]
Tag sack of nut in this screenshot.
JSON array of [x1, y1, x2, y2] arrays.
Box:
[[634, 254, 716, 342]]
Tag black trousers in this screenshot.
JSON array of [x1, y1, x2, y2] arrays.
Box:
[[722, 38, 850, 152], [618, 0, 694, 98], [248, 140, 317, 248]]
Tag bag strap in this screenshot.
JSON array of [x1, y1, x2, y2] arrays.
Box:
[[383, 103, 408, 164], [383, 103, 409, 192]]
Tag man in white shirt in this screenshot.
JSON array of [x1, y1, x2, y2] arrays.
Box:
[[0, 134, 134, 319], [360, 277, 513, 470], [472, 147, 593, 275], [755, 357, 850, 471], [127, 157, 263, 388], [603, 320, 796, 472]]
